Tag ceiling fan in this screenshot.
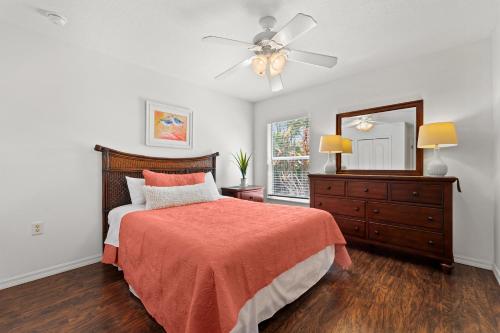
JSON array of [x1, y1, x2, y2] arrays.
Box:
[[202, 13, 338, 92], [344, 115, 384, 132]]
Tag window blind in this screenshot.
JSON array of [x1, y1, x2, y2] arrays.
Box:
[[269, 117, 310, 199]]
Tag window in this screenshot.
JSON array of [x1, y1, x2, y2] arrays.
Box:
[[267, 117, 310, 200]]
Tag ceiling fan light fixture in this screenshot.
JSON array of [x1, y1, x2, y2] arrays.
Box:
[[356, 121, 374, 132], [204, 13, 337, 91], [270, 52, 287, 75], [251, 55, 267, 77]]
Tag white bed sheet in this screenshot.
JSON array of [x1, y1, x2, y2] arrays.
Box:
[[231, 245, 334, 332], [109, 204, 334, 333], [104, 204, 145, 247]]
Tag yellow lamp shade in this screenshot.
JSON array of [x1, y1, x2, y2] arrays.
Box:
[[319, 135, 343, 153], [417, 122, 458, 149], [342, 138, 353, 153]]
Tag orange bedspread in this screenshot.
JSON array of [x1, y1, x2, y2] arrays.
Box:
[[109, 198, 350, 333]]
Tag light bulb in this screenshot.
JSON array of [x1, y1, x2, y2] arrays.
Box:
[[356, 121, 374, 132], [269, 52, 287, 77], [251, 55, 267, 77]]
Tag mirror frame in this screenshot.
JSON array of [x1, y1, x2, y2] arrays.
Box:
[[335, 99, 424, 175]]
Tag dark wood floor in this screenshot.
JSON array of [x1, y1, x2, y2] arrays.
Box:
[[1, 248, 499, 333]]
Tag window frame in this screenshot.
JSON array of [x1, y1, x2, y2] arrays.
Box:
[[266, 116, 311, 202]]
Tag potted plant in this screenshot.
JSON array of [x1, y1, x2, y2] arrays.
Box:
[[232, 149, 251, 187]]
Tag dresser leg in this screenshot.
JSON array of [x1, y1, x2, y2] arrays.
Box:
[[440, 262, 454, 274]]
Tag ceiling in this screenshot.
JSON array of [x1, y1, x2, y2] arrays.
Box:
[[0, 0, 497, 102]]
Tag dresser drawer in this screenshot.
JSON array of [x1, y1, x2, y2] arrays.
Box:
[[368, 223, 444, 255], [347, 181, 387, 200], [239, 190, 263, 202], [390, 183, 443, 205], [314, 180, 345, 196], [335, 217, 366, 238], [367, 202, 443, 230], [315, 196, 365, 218]]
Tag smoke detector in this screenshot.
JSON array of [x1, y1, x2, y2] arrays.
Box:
[[39, 10, 67, 26]]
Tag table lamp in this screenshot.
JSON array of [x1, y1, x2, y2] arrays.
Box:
[[341, 138, 352, 170], [417, 122, 457, 176], [319, 135, 343, 173]]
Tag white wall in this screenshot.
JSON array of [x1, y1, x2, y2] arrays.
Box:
[[0, 23, 253, 288], [254, 40, 495, 268], [492, 3, 500, 282]]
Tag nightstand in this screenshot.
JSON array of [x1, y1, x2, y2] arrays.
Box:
[[221, 185, 264, 202]]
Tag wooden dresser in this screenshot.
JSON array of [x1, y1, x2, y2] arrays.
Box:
[[309, 174, 458, 272]]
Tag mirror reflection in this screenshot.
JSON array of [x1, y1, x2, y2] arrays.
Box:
[[341, 108, 417, 170]]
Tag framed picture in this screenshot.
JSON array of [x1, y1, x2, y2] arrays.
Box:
[[146, 100, 193, 149]]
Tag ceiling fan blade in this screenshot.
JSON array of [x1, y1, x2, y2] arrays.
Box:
[[271, 13, 317, 48], [215, 57, 253, 80], [269, 74, 283, 92], [266, 62, 283, 92], [287, 49, 338, 68], [202, 36, 261, 51], [344, 120, 361, 127]]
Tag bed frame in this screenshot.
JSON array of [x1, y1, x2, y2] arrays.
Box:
[[94, 145, 219, 242]]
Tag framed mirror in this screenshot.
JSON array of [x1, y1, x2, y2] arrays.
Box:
[[336, 100, 423, 175]]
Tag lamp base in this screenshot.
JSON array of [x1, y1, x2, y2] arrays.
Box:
[[426, 148, 448, 177], [323, 153, 337, 174]]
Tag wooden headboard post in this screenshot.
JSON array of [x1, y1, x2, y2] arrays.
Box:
[[94, 145, 219, 244]]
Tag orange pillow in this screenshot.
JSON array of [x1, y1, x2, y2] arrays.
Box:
[[143, 170, 205, 187]]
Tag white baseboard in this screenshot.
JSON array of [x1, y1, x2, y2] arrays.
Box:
[[1, 254, 497, 289], [493, 265, 500, 285], [0, 254, 101, 290], [454, 255, 493, 270]]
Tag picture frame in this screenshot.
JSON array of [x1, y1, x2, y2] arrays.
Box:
[[146, 100, 193, 149]]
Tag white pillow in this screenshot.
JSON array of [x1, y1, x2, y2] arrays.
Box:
[[204, 172, 221, 199], [127, 173, 219, 206], [144, 182, 219, 210], [126, 176, 146, 204]]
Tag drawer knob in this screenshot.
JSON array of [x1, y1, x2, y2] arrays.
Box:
[[327, 186, 332, 190], [428, 240, 434, 246], [374, 230, 380, 235], [354, 226, 359, 231], [427, 216, 434, 221], [354, 207, 360, 211], [372, 209, 380, 213], [249, 196, 253, 200], [363, 188, 369, 192], [412, 191, 419, 197], [318, 202, 323, 207]]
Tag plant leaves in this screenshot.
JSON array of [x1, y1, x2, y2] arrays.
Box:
[[232, 149, 251, 178]]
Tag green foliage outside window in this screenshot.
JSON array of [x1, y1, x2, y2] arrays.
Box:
[[270, 117, 310, 198]]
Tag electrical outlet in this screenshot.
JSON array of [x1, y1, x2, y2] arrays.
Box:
[[32, 222, 44, 236]]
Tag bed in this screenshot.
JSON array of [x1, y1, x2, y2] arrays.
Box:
[[94, 145, 351, 333]]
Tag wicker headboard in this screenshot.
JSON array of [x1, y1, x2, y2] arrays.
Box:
[[94, 145, 219, 242]]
